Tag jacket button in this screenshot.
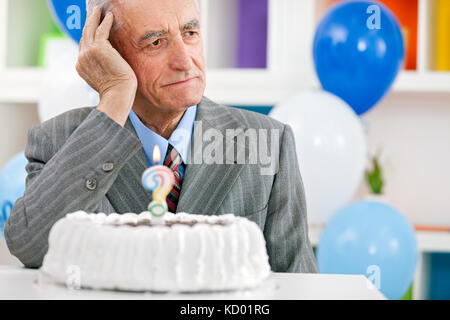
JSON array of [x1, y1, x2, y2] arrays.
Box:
[[102, 162, 114, 172], [86, 178, 97, 190]]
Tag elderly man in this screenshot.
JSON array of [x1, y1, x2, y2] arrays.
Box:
[[5, 0, 317, 273]]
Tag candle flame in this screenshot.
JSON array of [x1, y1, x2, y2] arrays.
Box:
[[153, 145, 161, 164]]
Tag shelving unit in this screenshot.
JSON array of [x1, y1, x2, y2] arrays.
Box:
[[1, 0, 449, 105]]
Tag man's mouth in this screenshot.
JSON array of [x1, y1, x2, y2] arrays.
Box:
[[164, 77, 198, 87]]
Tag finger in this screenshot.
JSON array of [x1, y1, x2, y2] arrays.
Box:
[[82, 7, 102, 43], [95, 12, 114, 41], [79, 8, 90, 46]]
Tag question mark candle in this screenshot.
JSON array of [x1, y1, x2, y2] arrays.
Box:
[[141, 146, 175, 224]]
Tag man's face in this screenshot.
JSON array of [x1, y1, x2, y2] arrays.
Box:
[[111, 0, 206, 113]]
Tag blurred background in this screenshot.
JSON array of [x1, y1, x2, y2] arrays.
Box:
[[0, 0, 449, 300]]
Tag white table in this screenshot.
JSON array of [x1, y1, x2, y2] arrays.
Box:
[[0, 266, 385, 300]]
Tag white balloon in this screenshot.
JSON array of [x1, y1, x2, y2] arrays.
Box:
[[270, 91, 367, 225], [38, 41, 99, 123]]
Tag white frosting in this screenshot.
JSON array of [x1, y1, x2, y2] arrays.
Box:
[[41, 212, 271, 292]]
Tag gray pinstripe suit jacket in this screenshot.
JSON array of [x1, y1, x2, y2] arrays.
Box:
[[5, 96, 317, 273]]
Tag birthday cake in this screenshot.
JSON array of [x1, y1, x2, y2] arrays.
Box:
[[40, 211, 271, 292]]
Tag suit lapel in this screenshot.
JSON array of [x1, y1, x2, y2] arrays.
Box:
[[176, 97, 245, 215], [107, 96, 246, 215], [106, 118, 153, 213]]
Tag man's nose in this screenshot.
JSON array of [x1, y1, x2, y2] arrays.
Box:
[[168, 37, 194, 71]]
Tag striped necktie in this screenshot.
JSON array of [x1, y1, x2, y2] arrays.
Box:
[[164, 144, 183, 213]]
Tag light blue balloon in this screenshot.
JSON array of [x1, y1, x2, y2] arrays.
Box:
[[317, 201, 418, 300], [0, 152, 28, 240]]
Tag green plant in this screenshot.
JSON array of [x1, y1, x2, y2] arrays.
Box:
[[365, 155, 384, 195]]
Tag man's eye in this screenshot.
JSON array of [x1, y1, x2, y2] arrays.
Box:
[[185, 31, 196, 37], [151, 39, 161, 46]]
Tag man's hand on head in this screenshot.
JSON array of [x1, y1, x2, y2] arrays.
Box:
[[76, 7, 138, 127]]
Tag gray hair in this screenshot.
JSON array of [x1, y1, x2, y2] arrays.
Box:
[[86, 0, 114, 11], [86, 0, 201, 35], [86, 0, 200, 13]]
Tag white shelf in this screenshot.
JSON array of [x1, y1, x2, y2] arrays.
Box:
[[2, 68, 450, 105], [0, 68, 44, 104], [416, 231, 450, 253], [393, 71, 450, 92], [0, 68, 303, 105], [309, 224, 450, 253]]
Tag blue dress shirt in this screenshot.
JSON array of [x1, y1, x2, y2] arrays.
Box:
[[129, 105, 197, 181]]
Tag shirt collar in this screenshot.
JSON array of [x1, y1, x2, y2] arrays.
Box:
[[129, 105, 197, 166]]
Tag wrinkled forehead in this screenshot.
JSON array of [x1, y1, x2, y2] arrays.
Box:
[[113, 0, 200, 35]]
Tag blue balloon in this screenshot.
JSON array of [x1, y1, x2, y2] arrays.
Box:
[[313, 1, 405, 115], [0, 152, 28, 240], [47, 0, 87, 43], [317, 201, 418, 300]]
